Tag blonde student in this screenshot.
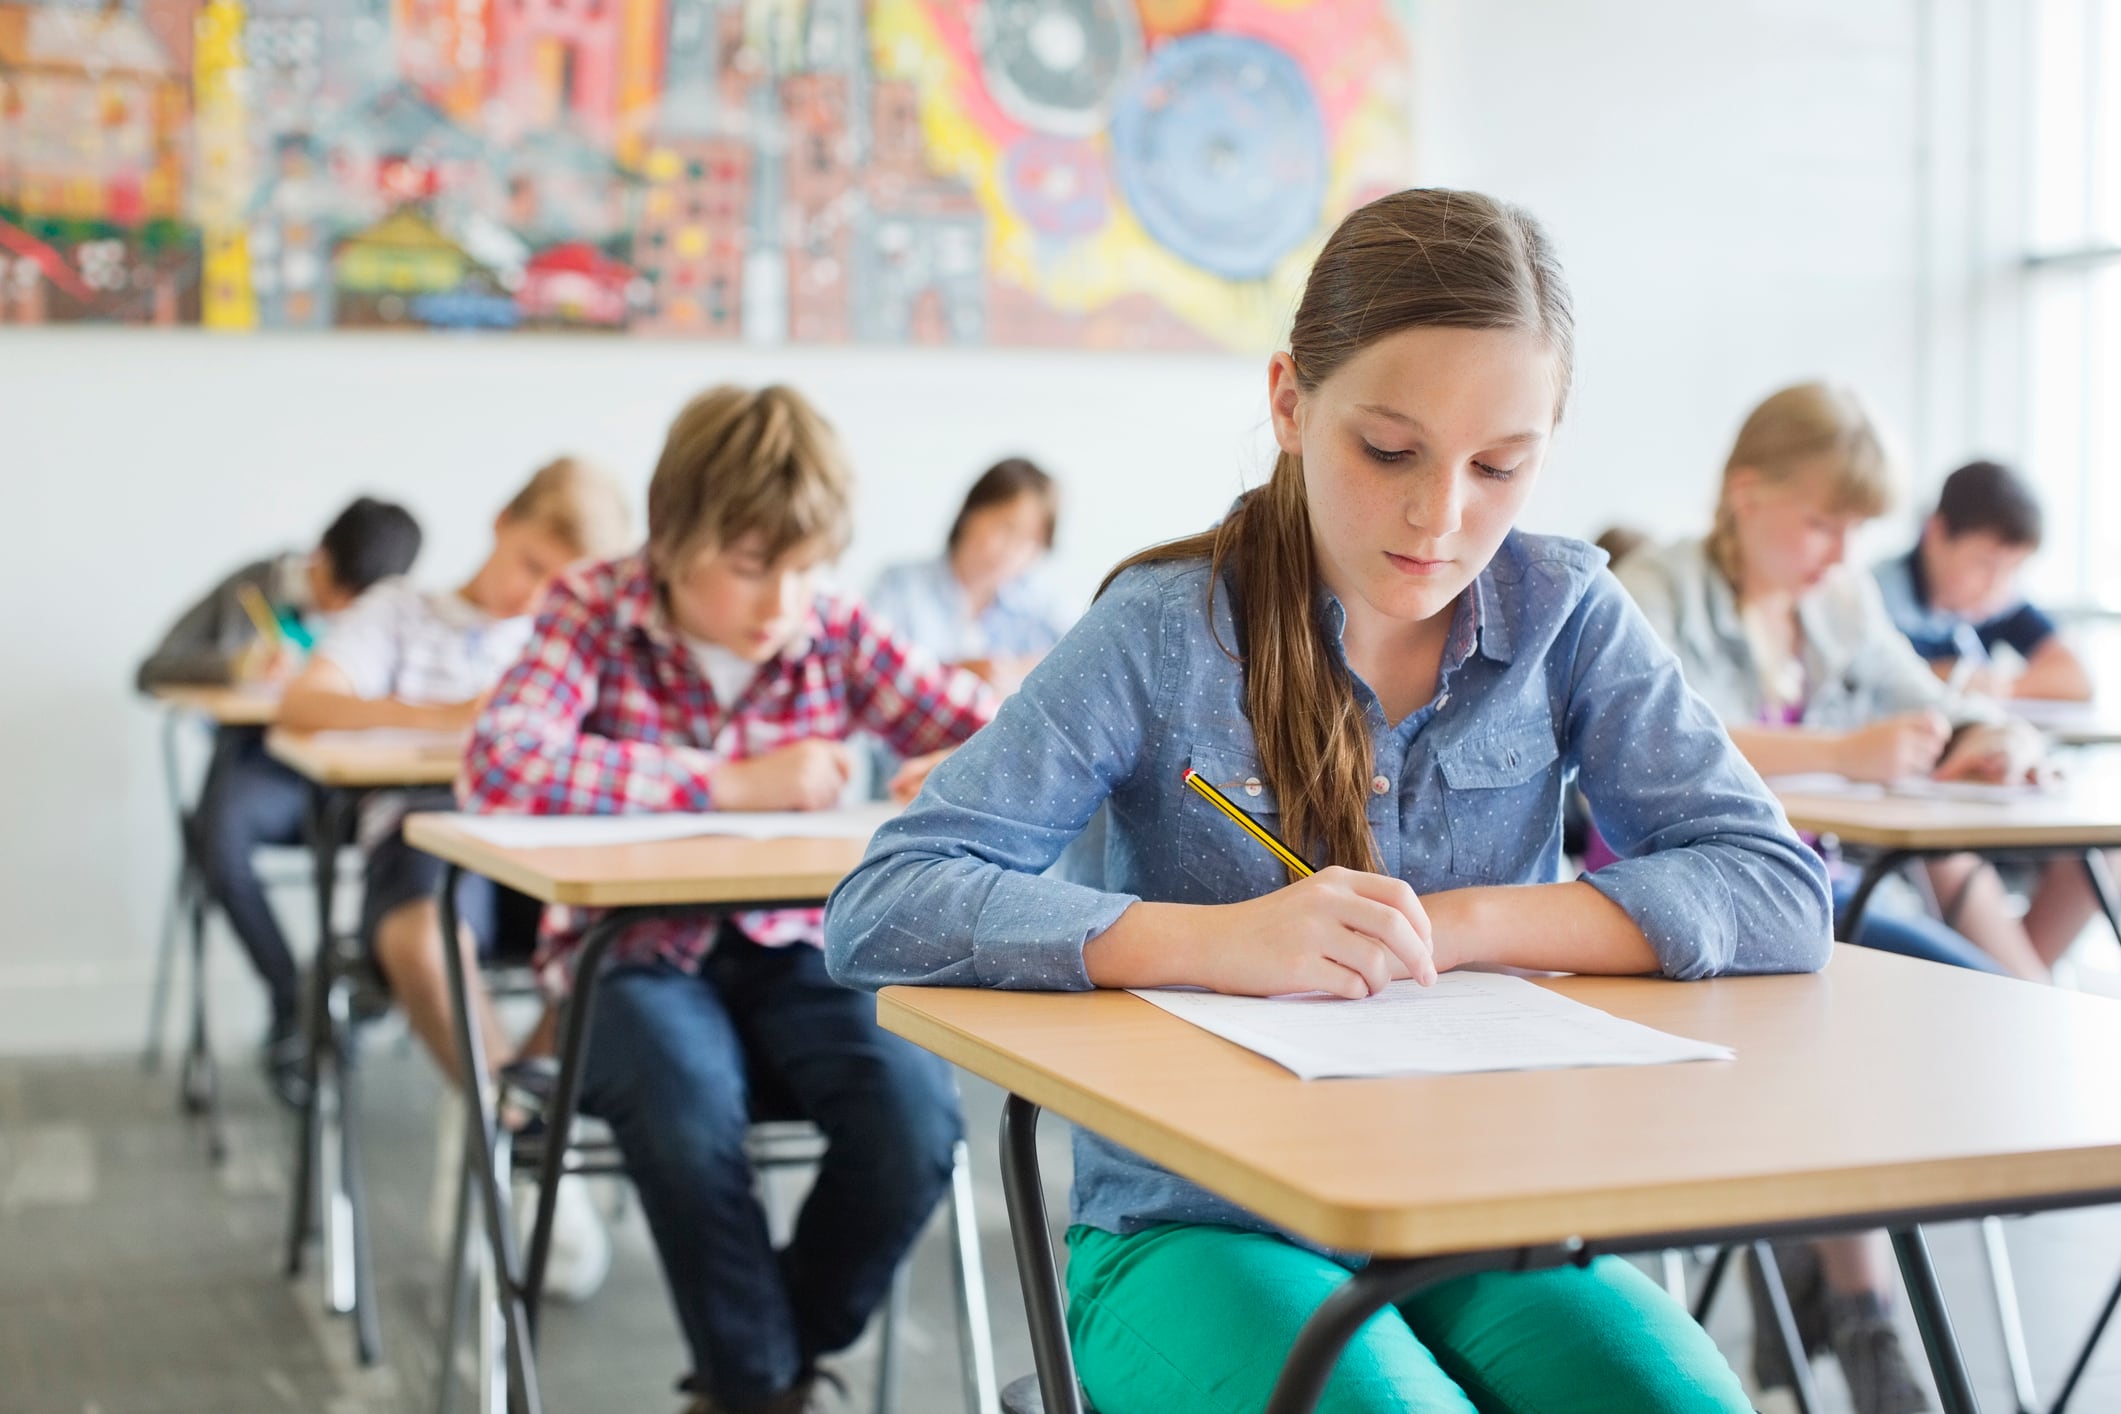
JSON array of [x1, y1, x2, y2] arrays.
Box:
[[280, 458, 631, 1089], [459, 387, 996, 1414], [1613, 383, 2108, 1413], [827, 190, 1830, 1414]]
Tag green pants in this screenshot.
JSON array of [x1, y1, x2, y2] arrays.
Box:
[[1064, 1224, 1752, 1414]]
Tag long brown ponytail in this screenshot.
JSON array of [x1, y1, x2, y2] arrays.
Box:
[[1101, 189, 1574, 873]]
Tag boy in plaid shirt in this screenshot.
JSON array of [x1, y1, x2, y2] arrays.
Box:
[[460, 386, 995, 1414]]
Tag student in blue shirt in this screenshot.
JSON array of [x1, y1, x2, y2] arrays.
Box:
[[1874, 459, 2093, 702], [866, 457, 1073, 697], [826, 189, 1830, 1414]]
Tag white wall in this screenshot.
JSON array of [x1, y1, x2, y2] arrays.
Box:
[[5, 1, 1984, 1053]]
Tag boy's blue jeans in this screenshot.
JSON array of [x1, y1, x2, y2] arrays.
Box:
[[192, 726, 310, 1024], [579, 928, 961, 1406]]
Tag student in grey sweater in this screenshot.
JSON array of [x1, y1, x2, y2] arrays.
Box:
[[138, 497, 421, 1103]]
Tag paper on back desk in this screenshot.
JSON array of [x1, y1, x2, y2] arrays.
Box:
[[443, 803, 897, 849], [1130, 972, 1733, 1080]]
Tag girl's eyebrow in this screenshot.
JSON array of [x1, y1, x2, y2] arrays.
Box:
[[1354, 404, 1546, 447]]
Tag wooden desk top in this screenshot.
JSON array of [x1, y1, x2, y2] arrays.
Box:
[[148, 683, 282, 727], [881, 948, 2121, 1256], [265, 728, 463, 788], [402, 812, 870, 908], [1777, 774, 2121, 850]]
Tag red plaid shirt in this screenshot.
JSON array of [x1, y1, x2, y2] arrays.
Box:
[[457, 550, 997, 991]]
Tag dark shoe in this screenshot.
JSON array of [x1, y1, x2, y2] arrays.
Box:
[[1827, 1290, 1932, 1414], [1746, 1240, 1828, 1392], [262, 1015, 309, 1109], [682, 1367, 843, 1414]]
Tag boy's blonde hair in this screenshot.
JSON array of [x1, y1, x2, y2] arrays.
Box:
[[503, 456, 634, 561], [1709, 381, 1900, 582], [646, 384, 854, 581]]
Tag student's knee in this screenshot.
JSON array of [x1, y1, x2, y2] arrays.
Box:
[[1065, 1224, 1471, 1414], [1404, 1257, 1749, 1413], [832, 1043, 961, 1197], [582, 974, 751, 1171], [369, 899, 440, 979]]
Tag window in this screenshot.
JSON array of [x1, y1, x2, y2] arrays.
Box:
[[2024, 0, 2119, 605]]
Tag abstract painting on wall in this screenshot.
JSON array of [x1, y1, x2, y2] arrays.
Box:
[[0, 0, 1410, 348]]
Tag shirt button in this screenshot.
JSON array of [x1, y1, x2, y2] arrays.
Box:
[[1244, 777, 1263, 797], [1371, 774, 1390, 795]]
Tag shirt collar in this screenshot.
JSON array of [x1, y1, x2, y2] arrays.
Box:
[[1315, 569, 1509, 676]]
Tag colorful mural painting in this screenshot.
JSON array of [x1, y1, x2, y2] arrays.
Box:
[[0, 0, 1410, 348]]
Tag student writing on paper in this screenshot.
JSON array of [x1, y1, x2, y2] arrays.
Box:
[[866, 456, 1073, 697], [279, 460, 630, 1105], [1612, 384, 2104, 1412], [1874, 459, 2093, 702], [827, 190, 1831, 1414], [1615, 385, 2110, 986], [459, 386, 996, 1414], [136, 496, 422, 1104]]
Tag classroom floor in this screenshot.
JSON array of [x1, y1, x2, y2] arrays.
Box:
[[4, 1040, 2120, 1414]]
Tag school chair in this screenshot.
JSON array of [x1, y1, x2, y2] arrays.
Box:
[[431, 869, 1002, 1414]]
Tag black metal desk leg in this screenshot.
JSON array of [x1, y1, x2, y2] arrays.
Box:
[[2049, 1262, 2121, 1414], [1892, 1227, 1981, 1414], [284, 789, 343, 1277], [999, 1096, 1083, 1414], [1838, 851, 1915, 944], [2082, 850, 2121, 948], [1752, 1242, 1822, 1414], [439, 864, 542, 1414], [522, 911, 630, 1331]]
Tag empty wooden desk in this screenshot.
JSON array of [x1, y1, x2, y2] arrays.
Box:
[[881, 947, 2121, 1414]]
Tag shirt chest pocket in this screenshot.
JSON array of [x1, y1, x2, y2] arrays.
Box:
[[1434, 724, 1562, 881], [1174, 744, 1297, 899]]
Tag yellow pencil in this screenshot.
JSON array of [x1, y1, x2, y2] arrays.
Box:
[[235, 582, 283, 646], [1180, 767, 1314, 878]]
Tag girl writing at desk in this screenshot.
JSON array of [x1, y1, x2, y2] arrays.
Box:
[[829, 188, 1831, 1414]]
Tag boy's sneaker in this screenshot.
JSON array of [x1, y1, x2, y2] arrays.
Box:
[[514, 1173, 611, 1304], [261, 1015, 309, 1109]]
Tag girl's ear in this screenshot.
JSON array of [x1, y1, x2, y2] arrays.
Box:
[[1267, 352, 1305, 458], [1725, 465, 1761, 515]]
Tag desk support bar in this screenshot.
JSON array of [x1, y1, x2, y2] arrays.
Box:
[[440, 863, 542, 1414], [1892, 1227, 1979, 1414], [1263, 1245, 1587, 1414], [1001, 1096, 1083, 1414]]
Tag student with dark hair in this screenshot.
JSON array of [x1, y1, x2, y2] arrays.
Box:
[[136, 496, 423, 1104], [866, 456, 1072, 697], [1874, 459, 2093, 701]]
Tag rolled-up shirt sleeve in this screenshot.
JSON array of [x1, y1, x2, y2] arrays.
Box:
[[1565, 573, 1833, 979], [825, 567, 1169, 991]]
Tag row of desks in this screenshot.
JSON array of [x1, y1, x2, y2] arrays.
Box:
[[148, 682, 2121, 1414]]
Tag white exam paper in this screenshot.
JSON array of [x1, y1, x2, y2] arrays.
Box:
[[442, 803, 896, 850], [1130, 973, 1733, 1080]]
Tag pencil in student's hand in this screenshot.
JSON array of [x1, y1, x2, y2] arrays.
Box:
[[235, 582, 284, 646], [1180, 767, 1314, 878]]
